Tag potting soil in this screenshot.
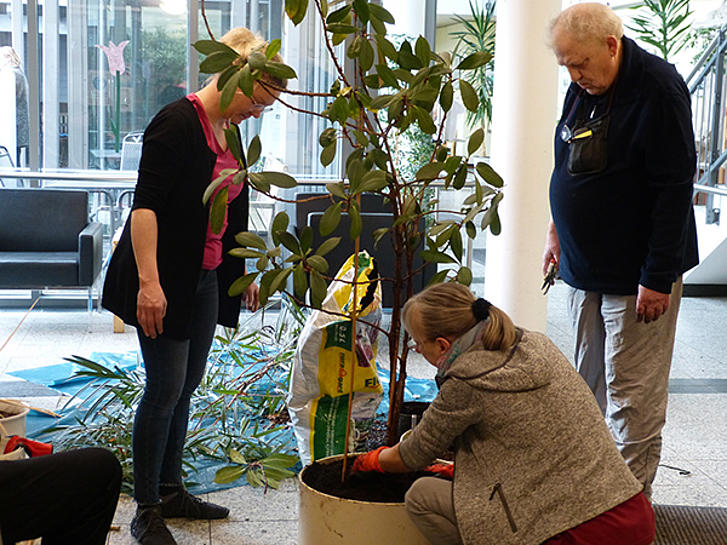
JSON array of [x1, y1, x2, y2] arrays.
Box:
[[303, 458, 438, 503]]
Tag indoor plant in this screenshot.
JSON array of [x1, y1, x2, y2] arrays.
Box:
[[196, 0, 502, 451]]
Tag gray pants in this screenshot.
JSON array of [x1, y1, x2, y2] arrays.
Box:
[[566, 279, 682, 499], [405, 476, 462, 545]]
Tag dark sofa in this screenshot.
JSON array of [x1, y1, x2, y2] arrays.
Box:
[[0, 188, 104, 309]]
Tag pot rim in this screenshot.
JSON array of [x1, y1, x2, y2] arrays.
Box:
[[299, 453, 410, 506], [0, 401, 30, 419]]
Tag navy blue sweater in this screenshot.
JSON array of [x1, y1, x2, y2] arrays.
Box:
[[550, 37, 698, 295]]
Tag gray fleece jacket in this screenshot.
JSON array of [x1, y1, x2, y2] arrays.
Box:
[[398, 329, 642, 545]]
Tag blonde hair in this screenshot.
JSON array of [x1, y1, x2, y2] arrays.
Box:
[[548, 2, 623, 47], [402, 283, 517, 352], [219, 27, 287, 88]]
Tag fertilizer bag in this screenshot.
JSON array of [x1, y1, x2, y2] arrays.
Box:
[[288, 251, 383, 466]]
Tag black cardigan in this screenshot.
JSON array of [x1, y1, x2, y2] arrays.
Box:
[[102, 98, 250, 339]]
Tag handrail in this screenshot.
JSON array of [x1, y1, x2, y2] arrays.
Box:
[[686, 23, 727, 86], [694, 183, 727, 198], [688, 31, 727, 95]]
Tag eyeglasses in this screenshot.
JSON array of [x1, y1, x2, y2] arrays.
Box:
[[250, 95, 274, 114], [407, 337, 421, 352]]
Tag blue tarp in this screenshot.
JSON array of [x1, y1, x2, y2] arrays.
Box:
[[9, 349, 437, 492]]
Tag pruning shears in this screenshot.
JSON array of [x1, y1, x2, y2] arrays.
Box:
[[542, 259, 558, 295]]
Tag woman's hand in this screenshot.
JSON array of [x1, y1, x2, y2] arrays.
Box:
[[244, 282, 260, 312], [137, 280, 167, 338]]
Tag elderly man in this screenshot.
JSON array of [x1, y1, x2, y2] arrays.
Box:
[[543, 3, 698, 500]]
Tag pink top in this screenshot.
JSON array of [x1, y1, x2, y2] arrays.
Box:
[[187, 93, 243, 271]]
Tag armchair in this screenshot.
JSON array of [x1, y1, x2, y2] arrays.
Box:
[[0, 188, 104, 310]]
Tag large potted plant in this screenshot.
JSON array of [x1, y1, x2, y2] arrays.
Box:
[[196, 0, 502, 541]]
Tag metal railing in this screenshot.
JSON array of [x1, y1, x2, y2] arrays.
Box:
[[686, 24, 727, 225]]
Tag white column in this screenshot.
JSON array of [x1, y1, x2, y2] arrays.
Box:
[[42, 0, 60, 168], [382, 0, 426, 38], [483, 0, 561, 332]]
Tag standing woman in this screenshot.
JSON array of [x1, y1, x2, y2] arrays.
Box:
[[102, 27, 285, 545], [353, 283, 655, 545]]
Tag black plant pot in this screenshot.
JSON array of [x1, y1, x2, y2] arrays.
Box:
[[397, 401, 431, 439]]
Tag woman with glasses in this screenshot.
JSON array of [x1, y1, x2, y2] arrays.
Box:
[[353, 283, 655, 545], [102, 27, 284, 545]]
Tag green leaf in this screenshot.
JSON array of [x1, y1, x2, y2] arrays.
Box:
[[214, 465, 245, 484], [310, 271, 328, 308], [413, 106, 436, 134], [416, 162, 444, 180], [320, 0, 328, 17], [327, 23, 358, 34], [326, 4, 351, 24], [368, 3, 395, 23], [358, 170, 388, 193], [373, 227, 389, 245], [326, 182, 347, 199], [459, 79, 479, 112], [321, 141, 337, 167], [398, 40, 422, 70], [320, 203, 342, 237], [266, 39, 281, 60], [202, 169, 236, 205], [426, 269, 450, 287], [220, 70, 241, 112], [248, 51, 268, 70], [359, 38, 374, 71], [250, 171, 298, 189], [374, 35, 398, 62], [368, 94, 395, 110], [457, 266, 473, 286], [256, 255, 269, 271], [225, 127, 244, 163], [415, 36, 431, 67], [465, 221, 476, 239], [199, 50, 237, 73], [285, 0, 308, 25], [193, 40, 239, 57], [271, 212, 289, 246], [349, 206, 362, 239], [420, 250, 457, 264], [475, 162, 503, 188], [468, 128, 484, 156], [264, 61, 298, 80], [235, 231, 267, 250], [453, 164, 468, 189], [352, 0, 370, 24], [450, 228, 463, 262], [456, 51, 493, 70], [319, 127, 337, 147], [300, 225, 313, 252], [293, 263, 307, 299], [440, 81, 453, 112], [229, 448, 247, 464], [209, 186, 228, 234], [238, 64, 254, 97], [247, 136, 262, 167], [315, 237, 341, 257], [269, 268, 292, 295], [278, 231, 301, 254], [227, 248, 265, 259], [228, 272, 259, 297], [307, 255, 329, 274]]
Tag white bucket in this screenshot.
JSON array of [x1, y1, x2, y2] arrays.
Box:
[[298, 454, 431, 545], [0, 399, 30, 437]]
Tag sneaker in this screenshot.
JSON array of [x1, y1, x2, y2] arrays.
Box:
[[131, 506, 177, 545], [160, 488, 229, 520]]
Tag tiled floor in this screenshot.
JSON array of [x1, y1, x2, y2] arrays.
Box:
[[1, 281, 726, 544]]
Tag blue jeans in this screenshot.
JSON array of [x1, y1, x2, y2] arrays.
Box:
[[133, 270, 219, 505]]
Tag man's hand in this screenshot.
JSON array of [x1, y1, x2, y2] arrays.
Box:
[[543, 221, 561, 275], [351, 446, 387, 473], [636, 285, 670, 324], [137, 281, 167, 338], [244, 282, 260, 312]]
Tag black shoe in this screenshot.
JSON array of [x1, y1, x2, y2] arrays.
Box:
[[160, 488, 229, 520], [131, 506, 177, 545]]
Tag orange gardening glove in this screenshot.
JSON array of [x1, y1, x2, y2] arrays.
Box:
[[352, 446, 387, 473], [424, 462, 454, 479]]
